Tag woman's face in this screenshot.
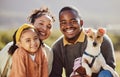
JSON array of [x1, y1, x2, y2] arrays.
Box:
[[33, 15, 53, 40]]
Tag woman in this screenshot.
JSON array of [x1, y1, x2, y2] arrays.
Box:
[[0, 6, 55, 77]]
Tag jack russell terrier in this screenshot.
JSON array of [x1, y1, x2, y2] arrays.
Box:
[[81, 28, 119, 77]]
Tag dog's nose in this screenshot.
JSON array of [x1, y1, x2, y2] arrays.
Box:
[[93, 42, 97, 47]]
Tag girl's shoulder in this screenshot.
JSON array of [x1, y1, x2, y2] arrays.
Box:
[[13, 48, 28, 58]]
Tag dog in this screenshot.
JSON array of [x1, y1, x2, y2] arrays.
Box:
[[81, 28, 119, 77]]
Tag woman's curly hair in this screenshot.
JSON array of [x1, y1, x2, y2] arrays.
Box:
[[28, 6, 55, 24]]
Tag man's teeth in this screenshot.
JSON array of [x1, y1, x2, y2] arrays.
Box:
[[66, 29, 74, 33]]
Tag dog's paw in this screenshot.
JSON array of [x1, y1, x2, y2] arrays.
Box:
[[70, 75, 81, 77], [84, 75, 91, 77], [71, 75, 91, 77], [113, 71, 119, 77]]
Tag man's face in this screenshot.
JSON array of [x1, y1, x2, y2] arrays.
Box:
[[59, 10, 82, 42]]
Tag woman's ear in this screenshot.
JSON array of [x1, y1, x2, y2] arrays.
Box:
[[80, 20, 83, 26]]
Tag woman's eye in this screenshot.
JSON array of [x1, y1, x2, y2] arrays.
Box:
[[60, 21, 67, 25], [47, 25, 52, 29], [34, 37, 39, 40]]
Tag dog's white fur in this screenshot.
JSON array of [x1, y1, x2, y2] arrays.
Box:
[[82, 28, 119, 77]]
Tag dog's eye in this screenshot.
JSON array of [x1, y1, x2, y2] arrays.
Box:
[[90, 36, 93, 38], [97, 36, 100, 38]]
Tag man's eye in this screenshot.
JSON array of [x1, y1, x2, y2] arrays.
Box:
[[60, 21, 66, 25], [71, 20, 78, 24]]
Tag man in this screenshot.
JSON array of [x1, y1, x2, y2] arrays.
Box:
[[50, 6, 116, 77]]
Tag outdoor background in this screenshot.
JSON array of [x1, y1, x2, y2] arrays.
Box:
[[0, 0, 120, 76]]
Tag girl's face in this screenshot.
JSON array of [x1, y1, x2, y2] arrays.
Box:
[[33, 15, 53, 40], [19, 29, 40, 54]]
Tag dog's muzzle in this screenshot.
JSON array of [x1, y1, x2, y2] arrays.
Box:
[[93, 42, 97, 47]]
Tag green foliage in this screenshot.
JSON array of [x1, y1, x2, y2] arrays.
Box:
[[44, 29, 62, 47], [115, 52, 120, 76], [0, 30, 14, 50], [108, 33, 120, 51]]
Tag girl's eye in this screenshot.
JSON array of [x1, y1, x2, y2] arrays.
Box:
[[26, 39, 30, 42], [34, 37, 39, 40]]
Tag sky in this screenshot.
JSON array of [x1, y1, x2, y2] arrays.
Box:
[[0, 0, 120, 30]]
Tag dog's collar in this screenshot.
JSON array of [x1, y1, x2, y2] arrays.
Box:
[[84, 51, 100, 58], [83, 51, 101, 68]]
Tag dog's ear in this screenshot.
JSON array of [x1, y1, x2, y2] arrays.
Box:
[[97, 28, 106, 36], [85, 28, 92, 34]]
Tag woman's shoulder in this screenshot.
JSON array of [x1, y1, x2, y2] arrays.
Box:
[[44, 43, 51, 50], [0, 42, 13, 68], [0, 42, 13, 54]]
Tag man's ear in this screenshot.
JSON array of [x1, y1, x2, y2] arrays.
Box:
[[80, 20, 83, 26]]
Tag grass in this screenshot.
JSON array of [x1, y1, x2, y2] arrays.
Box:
[[115, 51, 120, 76]]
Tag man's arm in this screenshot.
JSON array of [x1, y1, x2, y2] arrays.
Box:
[[101, 34, 116, 69]]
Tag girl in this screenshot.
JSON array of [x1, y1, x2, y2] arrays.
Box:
[[9, 24, 48, 77], [0, 6, 55, 77]]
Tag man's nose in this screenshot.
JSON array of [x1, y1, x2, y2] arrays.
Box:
[[66, 22, 73, 27]]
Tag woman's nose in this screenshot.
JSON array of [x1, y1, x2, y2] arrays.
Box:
[[42, 26, 47, 30]]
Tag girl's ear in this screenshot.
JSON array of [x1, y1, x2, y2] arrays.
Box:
[[85, 28, 92, 34]]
